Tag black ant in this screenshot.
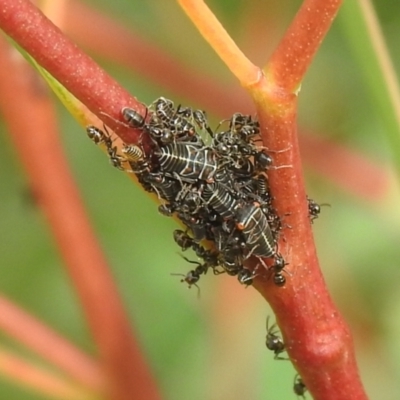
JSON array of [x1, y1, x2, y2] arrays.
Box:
[[265, 316, 287, 360], [293, 374, 307, 398]]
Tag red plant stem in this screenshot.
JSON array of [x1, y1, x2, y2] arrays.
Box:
[[252, 90, 367, 399], [0, 37, 161, 400], [265, 0, 343, 92], [0, 296, 103, 393], [0, 0, 143, 144], [0, 347, 93, 400], [246, 1, 367, 399]]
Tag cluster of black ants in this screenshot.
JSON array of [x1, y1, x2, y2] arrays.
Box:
[[86, 96, 321, 398]]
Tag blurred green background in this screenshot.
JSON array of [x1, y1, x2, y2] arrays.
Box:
[[1, 0, 400, 398]]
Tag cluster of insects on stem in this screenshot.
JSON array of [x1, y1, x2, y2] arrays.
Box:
[[86, 97, 325, 398], [86, 97, 322, 292]]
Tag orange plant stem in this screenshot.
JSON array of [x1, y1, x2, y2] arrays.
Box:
[[178, 0, 260, 85], [0, 347, 93, 400], [0, 296, 102, 392]]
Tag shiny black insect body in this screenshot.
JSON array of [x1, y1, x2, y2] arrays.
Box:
[[107, 147, 125, 170], [307, 197, 321, 223], [175, 105, 210, 136], [175, 105, 193, 118], [230, 159, 255, 181], [86, 125, 106, 145], [173, 229, 194, 251], [174, 184, 204, 215], [219, 246, 243, 277], [212, 227, 256, 285], [170, 113, 196, 137], [202, 182, 241, 220], [177, 213, 210, 242], [86, 125, 125, 170], [212, 128, 271, 177], [307, 197, 330, 223], [236, 267, 255, 285], [152, 97, 175, 124], [230, 113, 259, 139], [269, 254, 288, 287], [212, 130, 246, 160], [174, 251, 220, 289], [144, 173, 181, 203], [180, 268, 202, 288], [174, 229, 254, 286], [172, 258, 207, 289], [266, 316, 286, 359], [236, 203, 276, 258], [293, 374, 307, 398], [155, 143, 217, 183], [254, 151, 273, 171], [213, 166, 236, 187], [173, 229, 219, 263], [150, 125, 186, 146], [148, 98, 201, 144], [122, 107, 147, 128]]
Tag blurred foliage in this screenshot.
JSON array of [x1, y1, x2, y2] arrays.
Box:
[[1, 0, 400, 399]]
